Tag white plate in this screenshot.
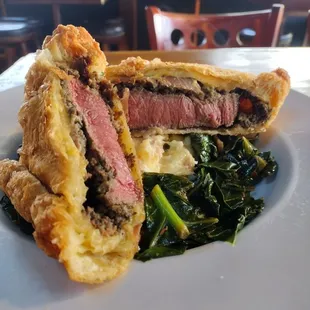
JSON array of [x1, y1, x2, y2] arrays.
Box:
[[0, 86, 309, 310]]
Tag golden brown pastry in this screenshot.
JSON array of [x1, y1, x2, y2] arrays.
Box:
[[0, 25, 144, 284], [106, 57, 290, 137]]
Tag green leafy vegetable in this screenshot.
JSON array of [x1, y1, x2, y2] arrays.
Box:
[[138, 197, 167, 249], [151, 184, 190, 239], [190, 134, 218, 163], [143, 173, 193, 195], [135, 246, 186, 262], [136, 134, 277, 261]]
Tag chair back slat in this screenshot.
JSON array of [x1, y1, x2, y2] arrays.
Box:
[[146, 4, 284, 50]]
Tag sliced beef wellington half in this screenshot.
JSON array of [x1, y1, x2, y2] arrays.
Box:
[[0, 25, 144, 284], [106, 57, 290, 137]]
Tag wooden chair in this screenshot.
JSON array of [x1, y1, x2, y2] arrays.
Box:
[[87, 18, 129, 52], [303, 10, 310, 46], [0, 22, 38, 68], [146, 4, 285, 50], [0, 0, 40, 69]]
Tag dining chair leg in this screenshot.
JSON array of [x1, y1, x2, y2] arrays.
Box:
[[35, 38, 40, 49], [118, 38, 129, 50], [5, 47, 16, 67], [33, 33, 41, 49], [101, 43, 110, 51], [20, 41, 28, 55]]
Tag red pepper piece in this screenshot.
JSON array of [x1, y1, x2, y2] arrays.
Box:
[[239, 97, 253, 114]]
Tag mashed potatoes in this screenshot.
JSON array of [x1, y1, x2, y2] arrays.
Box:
[[133, 135, 197, 175]]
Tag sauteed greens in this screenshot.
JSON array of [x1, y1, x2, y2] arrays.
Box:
[[135, 134, 277, 262]]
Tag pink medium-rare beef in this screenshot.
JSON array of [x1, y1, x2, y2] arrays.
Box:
[[68, 79, 138, 206], [127, 88, 239, 130]]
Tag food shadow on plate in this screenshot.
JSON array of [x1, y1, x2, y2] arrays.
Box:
[[247, 126, 298, 231], [0, 131, 22, 161], [0, 210, 97, 308], [0, 133, 112, 308]]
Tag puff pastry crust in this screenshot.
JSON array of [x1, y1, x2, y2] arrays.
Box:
[[0, 25, 144, 284], [106, 57, 290, 137]]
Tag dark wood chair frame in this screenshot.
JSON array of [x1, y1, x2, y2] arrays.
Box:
[[146, 4, 285, 50], [303, 10, 310, 46], [0, 0, 39, 67]]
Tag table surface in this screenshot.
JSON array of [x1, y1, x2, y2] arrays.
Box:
[[0, 47, 309, 97]]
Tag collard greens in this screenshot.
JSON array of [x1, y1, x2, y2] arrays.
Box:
[[135, 134, 277, 262]]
